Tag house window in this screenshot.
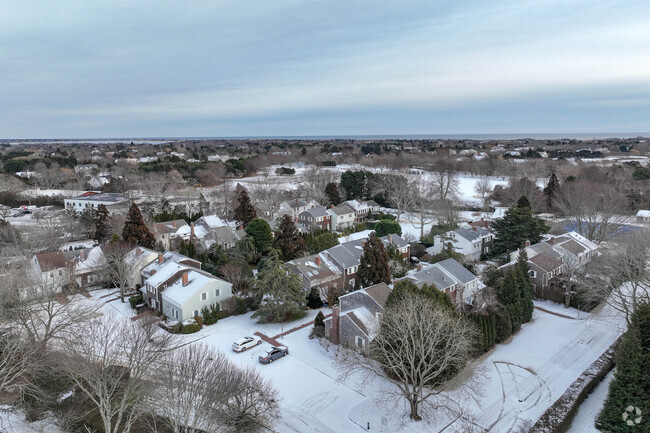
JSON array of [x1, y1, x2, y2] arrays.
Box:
[[214, 288, 220, 297], [58, 270, 62, 276], [375, 312, 383, 321], [355, 336, 365, 350], [529, 270, 537, 278], [194, 310, 199, 317], [174, 309, 179, 319], [201, 292, 207, 301]]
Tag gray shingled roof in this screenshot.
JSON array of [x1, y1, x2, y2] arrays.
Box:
[[435, 258, 478, 284], [407, 266, 455, 290], [454, 227, 480, 242], [381, 234, 408, 250], [530, 242, 563, 260], [324, 244, 360, 269], [302, 206, 330, 218], [329, 203, 356, 215], [529, 252, 564, 272]]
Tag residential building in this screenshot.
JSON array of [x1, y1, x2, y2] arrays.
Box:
[[64, 192, 127, 212], [123, 247, 159, 289], [278, 198, 320, 220], [140, 251, 232, 321], [198, 225, 246, 250], [287, 253, 341, 299], [152, 219, 189, 250], [324, 283, 391, 355], [426, 225, 494, 261], [343, 199, 380, 222], [637, 209, 650, 223], [298, 206, 332, 232], [403, 258, 483, 305], [31, 250, 71, 289], [327, 203, 356, 231]]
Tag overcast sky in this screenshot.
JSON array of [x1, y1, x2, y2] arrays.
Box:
[[2, 0, 650, 138]]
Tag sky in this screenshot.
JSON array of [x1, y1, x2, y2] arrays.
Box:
[[2, 0, 650, 138]]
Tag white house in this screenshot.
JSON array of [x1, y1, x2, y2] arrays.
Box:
[[637, 210, 650, 223], [123, 247, 159, 289], [327, 203, 356, 231], [64, 192, 127, 212], [140, 251, 232, 321], [403, 258, 483, 305], [426, 225, 493, 261]]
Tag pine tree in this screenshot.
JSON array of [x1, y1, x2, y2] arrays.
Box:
[[94, 204, 111, 244], [596, 302, 650, 432], [356, 233, 391, 288], [516, 195, 531, 209], [233, 188, 257, 227], [489, 205, 549, 258], [244, 218, 273, 254], [515, 249, 534, 323], [122, 203, 156, 248], [273, 214, 306, 261], [542, 173, 560, 211], [252, 252, 306, 323], [324, 182, 342, 206], [497, 269, 523, 333]]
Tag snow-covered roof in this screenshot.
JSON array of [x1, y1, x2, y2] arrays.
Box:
[[162, 270, 229, 305], [636, 210, 650, 217], [197, 215, 227, 229], [74, 246, 106, 272], [491, 207, 509, 220], [145, 261, 189, 288], [346, 307, 379, 339]]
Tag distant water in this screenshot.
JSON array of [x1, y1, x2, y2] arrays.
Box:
[[4, 132, 650, 142]]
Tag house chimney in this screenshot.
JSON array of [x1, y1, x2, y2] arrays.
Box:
[[190, 222, 195, 238], [388, 234, 392, 243], [416, 263, 423, 271], [330, 306, 340, 344], [472, 226, 477, 232], [136, 247, 142, 254], [80, 250, 85, 260], [172, 220, 176, 228], [182, 271, 189, 286], [524, 239, 531, 247], [330, 204, 335, 209], [158, 253, 164, 264], [316, 256, 321, 266]]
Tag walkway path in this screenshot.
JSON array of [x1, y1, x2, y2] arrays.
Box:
[[255, 312, 332, 347]]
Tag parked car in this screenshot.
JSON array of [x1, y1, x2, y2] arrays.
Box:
[[259, 346, 289, 364], [232, 336, 262, 352]]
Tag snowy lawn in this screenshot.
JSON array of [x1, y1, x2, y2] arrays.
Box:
[[80, 293, 624, 433]]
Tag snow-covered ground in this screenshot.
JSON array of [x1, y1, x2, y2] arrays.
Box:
[[0, 406, 64, 433], [566, 370, 614, 433], [78, 291, 625, 433]]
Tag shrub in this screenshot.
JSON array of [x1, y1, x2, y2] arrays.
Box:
[[180, 318, 201, 334], [159, 320, 181, 334], [306, 288, 324, 309], [201, 303, 220, 325], [128, 294, 143, 309], [488, 303, 512, 343], [311, 310, 326, 338], [193, 315, 204, 327], [374, 219, 402, 237]]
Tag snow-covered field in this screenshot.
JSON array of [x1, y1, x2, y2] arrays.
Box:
[[69, 290, 626, 433]]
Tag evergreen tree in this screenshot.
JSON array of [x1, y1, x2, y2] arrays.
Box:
[[324, 182, 342, 206], [497, 269, 524, 333], [489, 205, 549, 258], [386, 280, 455, 313], [516, 195, 531, 209], [252, 252, 305, 323], [542, 173, 560, 211], [597, 302, 650, 432], [273, 214, 306, 261], [488, 302, 512, 343], [356, 233, 391, 288], [374, 219, 402, 237], [305, 231, 339, 253], [516, 248, 534, 323], [233, 188, 257, 227], [94, 204, 111, 244], [244, 218, 273, 254], [306, 288, 324, 309], [122, 203, 156, 248], [314, 310, 325, 328]]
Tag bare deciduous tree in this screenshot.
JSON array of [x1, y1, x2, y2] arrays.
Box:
[[218, 262, 251, 294], [428, 156, 459, 201], [474, 178, 492, 212], [341, 292, 477, 421], [557, 181, 630, 243], [374, 174, 413, 223], [59, 315, 172, 433], [153, 344, 279, 433], [249, 169, 284, 221], [299, 167, 339, 204], [102, 241, 134, 302], [0, 331, 38, 400], [578, 229, 650, 324], [408, 179, 436, 240]]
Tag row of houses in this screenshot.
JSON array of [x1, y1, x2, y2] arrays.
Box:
[[298, 199, 380, 232], [31, 245, 233, 322]]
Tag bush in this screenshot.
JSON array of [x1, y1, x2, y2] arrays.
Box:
[[201, 303, 220, 325], [306, 288, 323, 309], [180, 318, 201, 334], [311, 310, 326, 338], [489, 303, 512, 343], [159, 320, 182, 334], [193, 315, 204, 327], [128, 294, 143, 309], [374, 219, 402, 237]]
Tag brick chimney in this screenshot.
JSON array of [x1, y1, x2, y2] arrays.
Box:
[[387, 234, 392, 243], [524, 239, 531, 247], [316, 256, 321, 266], [158, 253, 164, 264], [136, 247, 142, 255], [190, 222, 195, 238], [330, 306, 340, 344], [80, 250, 85, 260], [330, 204, 335, 209], [172, 220, 176, 228], [416, 263, 423, 271], [182, 271, 189, 286]]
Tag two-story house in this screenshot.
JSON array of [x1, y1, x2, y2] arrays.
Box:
[[426, 225, 493, 261], [287, 253, 342, 299], [327, 203, 356, 231], [402, 258, 483, 306], [298, 206, 332, 232], [324, 282, 391, 354], [140, 251, 232, 321], [152, 219, 189, 250], [343, 199, 380, 223]]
